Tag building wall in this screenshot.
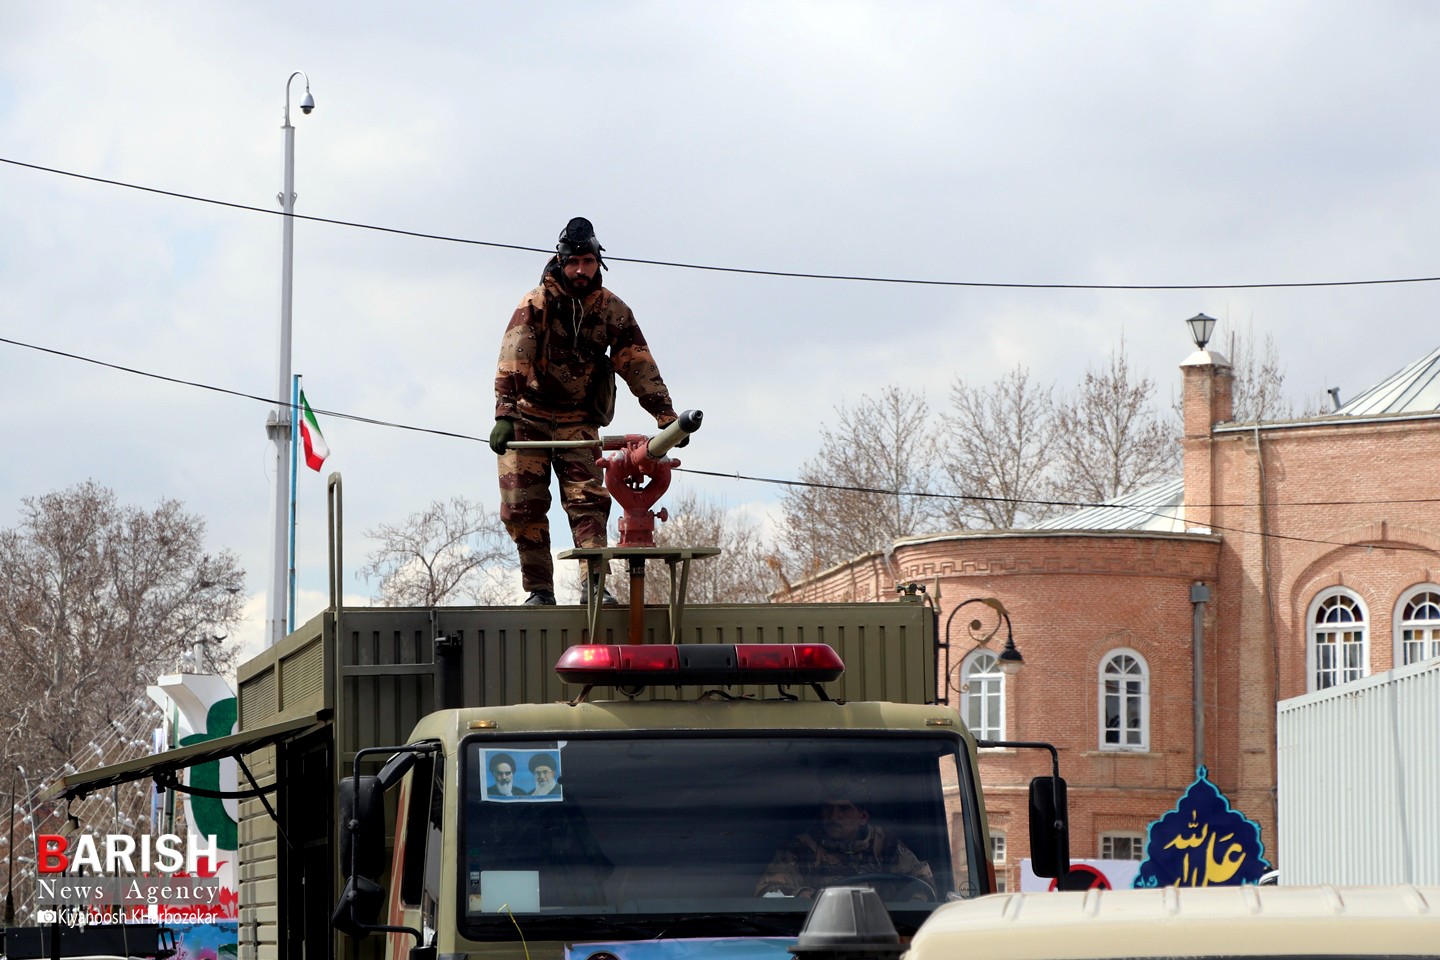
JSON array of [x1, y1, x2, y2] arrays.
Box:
[[779, 529, 1222, 886], [1213, 415, 1440, 698], [1205, 413, 1440, 857], [776, 350, 1440, 887]]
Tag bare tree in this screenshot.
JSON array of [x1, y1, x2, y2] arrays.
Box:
[[1224, 325, 1295, 423], [779, 386, 942, 579], [361, 496, 517, 605], [1052, 341, 1179, 504], [940, 367, 1060, 529], [0, 480, 245, 787]]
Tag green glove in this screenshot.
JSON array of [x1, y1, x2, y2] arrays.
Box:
[[489, 418, 515, 454]]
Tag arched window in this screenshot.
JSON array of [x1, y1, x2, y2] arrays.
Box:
[[1396, 586, 1440, 666], [1098, 650, 1149, 752], [1309, 590, 1368, 691], [960, 649, 1004, 741]]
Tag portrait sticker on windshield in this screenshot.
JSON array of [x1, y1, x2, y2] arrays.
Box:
[[481, 746, 564, 802]]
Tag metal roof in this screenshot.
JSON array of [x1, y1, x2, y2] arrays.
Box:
[[1336, 345, 1440, 415], [1030, 476, 1186, 532]]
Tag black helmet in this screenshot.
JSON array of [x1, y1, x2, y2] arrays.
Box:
[[557, 216, 605, 263]]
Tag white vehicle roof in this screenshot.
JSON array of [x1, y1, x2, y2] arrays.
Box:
[[906, 885, 1440, 959]]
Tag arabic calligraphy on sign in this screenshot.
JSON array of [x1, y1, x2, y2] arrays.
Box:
[[1134, 767, 1271, 888]]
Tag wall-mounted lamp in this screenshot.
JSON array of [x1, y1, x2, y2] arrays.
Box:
[[944, 597, 1024, 675]]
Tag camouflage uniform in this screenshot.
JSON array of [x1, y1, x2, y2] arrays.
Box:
[[495, 260, 676, 593], [756, 826, 934, 899]]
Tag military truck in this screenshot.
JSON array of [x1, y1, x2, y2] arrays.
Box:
[[46, 421, 1070, 960]]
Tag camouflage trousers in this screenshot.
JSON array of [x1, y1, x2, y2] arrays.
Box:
[[498, 420, 610, 593]]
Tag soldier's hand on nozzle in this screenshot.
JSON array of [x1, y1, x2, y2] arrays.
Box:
[[490, 417, 515, 454]]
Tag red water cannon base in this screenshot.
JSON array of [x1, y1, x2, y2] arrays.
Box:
[[559, 410, 710, 644], [598, 409, 703, 548], [601, 434, 674, 548]]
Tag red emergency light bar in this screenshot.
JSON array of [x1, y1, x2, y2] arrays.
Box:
[[554, 643, 845, 688]]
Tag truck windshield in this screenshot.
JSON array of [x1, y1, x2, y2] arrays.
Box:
[[459, 733, 982, 940]]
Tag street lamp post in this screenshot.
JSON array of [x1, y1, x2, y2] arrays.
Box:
[[944, 597, 1024, 676], [265, 71, 314, 648]]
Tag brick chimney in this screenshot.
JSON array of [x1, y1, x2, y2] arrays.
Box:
[[1181, 348, 1233, 532]]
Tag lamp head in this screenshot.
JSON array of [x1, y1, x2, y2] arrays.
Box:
[[1186, 312, 1216, 351], [997, 643, 1024, 675]]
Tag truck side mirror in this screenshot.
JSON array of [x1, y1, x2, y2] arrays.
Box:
[[332, 746, 430, 945], [339, 751, 419, 883], [331, 875, 385, 937], [1028, 775, 1071, 879], [340, 775, 388, 882]]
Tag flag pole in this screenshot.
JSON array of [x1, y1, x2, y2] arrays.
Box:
[[289, 374, 300, 631]]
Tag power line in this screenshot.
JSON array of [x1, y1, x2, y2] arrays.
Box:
[[670, 464, 1438, 511], [672, 468, 1440, 557], [6, 155, 1440, 292], [0, 334, 487, 445], [2, 333, 1435, 556]]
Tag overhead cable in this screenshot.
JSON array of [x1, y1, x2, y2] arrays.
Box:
[[5, 156, 1440, 292], [3, 331, 1437, 558]]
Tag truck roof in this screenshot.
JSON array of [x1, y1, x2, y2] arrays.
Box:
[[906, 885, 1440, 958], [408, 697, 966, 741]]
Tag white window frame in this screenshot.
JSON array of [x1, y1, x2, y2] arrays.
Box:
[[1098, 649, 1149, 752], [1308, 588, 1369, 691], [1100, 833, 1145, 861], [989, 832, 1006, 864], [1395, 584, 1440, 666], [960, 649, 1005, 741]]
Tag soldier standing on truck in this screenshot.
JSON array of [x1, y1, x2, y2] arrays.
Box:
[[490, 216, 681, 606]]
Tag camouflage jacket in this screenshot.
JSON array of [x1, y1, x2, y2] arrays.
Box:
[[756, 825, 935, 898], [494, 262, 675, 426]]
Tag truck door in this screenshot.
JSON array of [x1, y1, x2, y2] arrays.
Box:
[[391, 746, 445, 957], [280, 728, 334, 960]]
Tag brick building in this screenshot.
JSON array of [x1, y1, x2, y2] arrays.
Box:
[[774, 342, 1440, 888]]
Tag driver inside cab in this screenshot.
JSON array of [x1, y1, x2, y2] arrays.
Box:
[[756, 782, 935, 900]]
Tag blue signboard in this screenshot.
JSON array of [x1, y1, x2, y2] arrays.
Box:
[[1134, 766, 1272, 887]]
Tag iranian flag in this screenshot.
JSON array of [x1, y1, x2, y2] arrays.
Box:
[[299, 391, 330, 471]]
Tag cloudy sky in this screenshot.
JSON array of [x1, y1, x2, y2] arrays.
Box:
[[4, 2, 1439, 662]]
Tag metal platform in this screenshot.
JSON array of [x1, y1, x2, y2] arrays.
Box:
[[559, 545, 722, 642]]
